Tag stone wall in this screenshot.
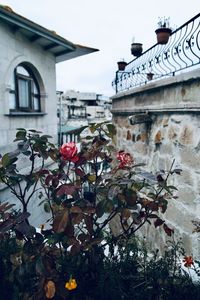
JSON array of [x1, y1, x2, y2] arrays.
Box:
[[111, 69, 200, 257]]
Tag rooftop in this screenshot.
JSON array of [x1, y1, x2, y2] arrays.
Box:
[[0, 4, 99, 63]]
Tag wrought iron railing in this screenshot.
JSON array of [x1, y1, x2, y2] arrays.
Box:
[[112, 13, 200, 93]]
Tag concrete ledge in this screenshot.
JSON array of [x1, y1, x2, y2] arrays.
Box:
[[5, 112, 47, 117], [111, 103, 200, 115]]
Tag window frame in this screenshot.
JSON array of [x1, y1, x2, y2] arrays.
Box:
[[10, 64, 41, 113]]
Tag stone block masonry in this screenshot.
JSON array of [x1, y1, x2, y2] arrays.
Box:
[[111, 69, 200, 257]]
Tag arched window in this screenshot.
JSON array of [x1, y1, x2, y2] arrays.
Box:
[[10, 64, 41, 112]]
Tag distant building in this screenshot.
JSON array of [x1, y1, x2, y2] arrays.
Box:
[[57, 90, 112, 144]]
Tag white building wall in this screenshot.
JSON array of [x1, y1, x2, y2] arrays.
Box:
[[0, 22, 57, 153], [0, 22, 57, 227]]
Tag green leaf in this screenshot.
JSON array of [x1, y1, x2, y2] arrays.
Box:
[[158, 198, 168, 213], [96, 201, 105, 218], [96, 199, 113, 217], [16, 128, 26, 131], [44, 202, 51, 213], [15, 130, 27, 141], [104, 199, 114, 212], [167, 185, 178, 191], [89, 122, 104, 133], [2, 153, 10, 167], [83, 135, 93, 140], [28, 129, 42, 133], [171, 168, 182, 175], [106, 124, 116, 138], [162, 185, 175, 195], [36, 257, 46, 276], [41, 134, 52, 139], [125, 189, 137, 207], [77, 125, 88, 134]]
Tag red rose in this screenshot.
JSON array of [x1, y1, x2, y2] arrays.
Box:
[[117, 151, 133, 168], [60, 142, 78, 161]]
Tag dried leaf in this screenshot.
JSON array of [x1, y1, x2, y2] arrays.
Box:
[[53, 210, 68, 233], [70, 206, 82, 213], [121, 208, 131, 220], [0, 202, 15, 213], [44, 280, 56, 299], [88, 174, 96, 183]]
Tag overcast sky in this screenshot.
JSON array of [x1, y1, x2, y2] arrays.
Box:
[[4, 0, 200, 96]]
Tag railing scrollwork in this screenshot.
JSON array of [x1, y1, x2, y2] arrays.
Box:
[[112, 13, 200, 93]]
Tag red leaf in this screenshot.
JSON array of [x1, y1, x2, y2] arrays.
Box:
[[64, 223, 75, 237], [148, 214, 159, 219], [75, 168, 85, 178], [78, 233, 90, 243], [56, 184, 77, 196], [163, 223, 174, 236], [38, 169, 49, 176], [70, 244, 81, 255], [154, 217, 165, 228], [45, 174, 53, 186], [84, 215, 93, 234], [52, 177, 59, 188], [71, 213, 84, 225], [67, 237, 79, 246], [82, 207, 96, 214], [70, 206, 82, 213]]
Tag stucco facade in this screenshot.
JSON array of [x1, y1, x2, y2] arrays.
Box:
[[0, 21, 57, 153]]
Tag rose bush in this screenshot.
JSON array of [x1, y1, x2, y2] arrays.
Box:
[[0, 122, 198, 299]]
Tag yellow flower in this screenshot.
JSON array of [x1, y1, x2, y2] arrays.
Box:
[[65, 278, 77, 290]]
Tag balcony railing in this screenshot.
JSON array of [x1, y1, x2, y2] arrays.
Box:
[[112, 13, 200, 93]]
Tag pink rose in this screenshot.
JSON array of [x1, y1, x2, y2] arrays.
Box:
[[117, 151, 133, 168], [60, 142, 78, 162]]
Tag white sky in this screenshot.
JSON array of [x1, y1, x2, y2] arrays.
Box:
[[4, 0, 200, 96]]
